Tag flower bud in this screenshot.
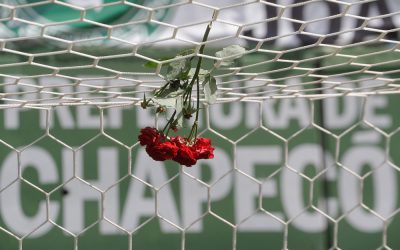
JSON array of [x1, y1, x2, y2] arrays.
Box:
[[156, 106, 166, 113]]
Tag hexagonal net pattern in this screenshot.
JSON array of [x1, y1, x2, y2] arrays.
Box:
[[0, 1, 400, 250], [0, 0, 399, 107]]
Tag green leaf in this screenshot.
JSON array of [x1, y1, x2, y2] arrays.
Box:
[[143, 61, 158, 68], [166, 56, 191, 80], [215, 45, 246, 66], [203, 75, 217, 104]]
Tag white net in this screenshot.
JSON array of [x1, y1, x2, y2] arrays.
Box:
[[0, 0, 399, 107], [0, 1, 400, 250]]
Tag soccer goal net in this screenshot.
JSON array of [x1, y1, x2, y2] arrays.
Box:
[[0, 0, 400, 250]]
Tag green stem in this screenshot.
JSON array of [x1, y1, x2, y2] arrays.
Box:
[[186, 19, 213, 142], [186, 78, 201, 142], [188, 86, 193, 106], [155, 82, 170, 97], [188, 22, 212, 88], [188, 121, 198, 143], [195, 77, 200, 122], [162, 110, 176, 135], [183, 86, 191, 106]]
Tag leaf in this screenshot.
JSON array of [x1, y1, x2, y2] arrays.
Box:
[[153, 97, 184, 128], [166, 88, 185, 98], [156, 86, 185, 99], [152, 98, 176, 108], [203, 75, 217, 104], [215, 45, 246, 58], [189, 68, 209, 76], [143, 61, 158, 68], [188, 68, 209, 82], [215, 45, 246, 66], [166, 56, 191, 80]]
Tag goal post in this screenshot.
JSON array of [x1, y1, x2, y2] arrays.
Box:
[[0, 1, 400, 250]]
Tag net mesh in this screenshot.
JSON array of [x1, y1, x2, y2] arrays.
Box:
[[0, 0, 399, 107], [0, 1, 400, 250]]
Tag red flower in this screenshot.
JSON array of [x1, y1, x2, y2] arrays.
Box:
[[146, 141, 179, 161], [138, 127, 161, 146], [173, 143, 198, 167], [193, 137, 214, 159], [139, 128, 215, 167], [170, 136, 186, 146]]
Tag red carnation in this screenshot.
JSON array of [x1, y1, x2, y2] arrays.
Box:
[[146, 141, 179, 161], [138, 127, 161, 146], [139, 127, 215, 166], [173, 143, 198, 167], [193, 137, 214, 159], [171, 136, 186, 146]]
